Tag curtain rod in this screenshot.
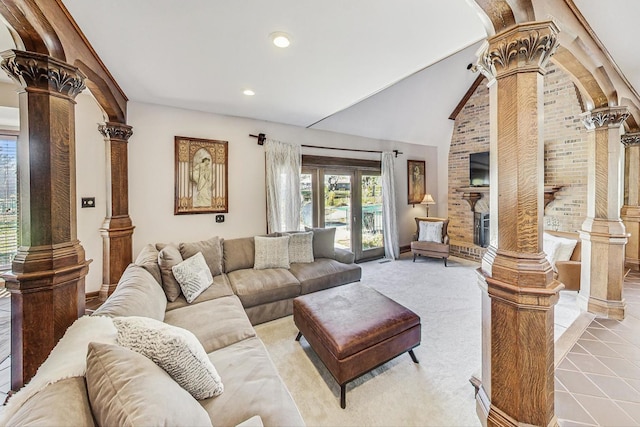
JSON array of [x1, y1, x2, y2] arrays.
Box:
[[249, 133, 402, 157]]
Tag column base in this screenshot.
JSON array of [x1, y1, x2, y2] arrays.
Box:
[[99, 216, 134, 301], [476, 383, 559, 427], [577, 292, 626, 320]]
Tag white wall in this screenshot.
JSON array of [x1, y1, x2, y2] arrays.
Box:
[[128, 101, 438, 256]]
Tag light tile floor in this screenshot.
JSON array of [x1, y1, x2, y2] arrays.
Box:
[[556, 270, 640, 426]]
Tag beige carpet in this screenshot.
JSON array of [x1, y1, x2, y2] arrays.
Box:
[[255, 253, 483, 427]]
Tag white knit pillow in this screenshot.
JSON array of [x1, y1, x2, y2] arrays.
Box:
[[172, 252, 213, 303], [113, 316, 223, 400], [254, 235, 290, 269], [418, 221, 443, 243]]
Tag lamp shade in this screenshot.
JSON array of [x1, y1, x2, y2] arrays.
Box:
[[420, 194, 435, 205]]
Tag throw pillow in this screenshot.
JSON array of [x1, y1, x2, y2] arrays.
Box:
[[134, 244, 162, 285], [283, 231, 314, 263], [179, 236, 224, 277], [418, 221, 443, 243], [172, 252, 214, 303], [254, 235, 290, 270], [86, 342, 212, 427], [305, 227, 336, 259], [93, 264, 167, 321], [113, 316, 224, 400], [543, 236, 562, 270], [157, 244, 184, 302]]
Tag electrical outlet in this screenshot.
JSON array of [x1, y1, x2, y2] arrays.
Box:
[[81, 197, 96, 208], [215, 214, 225, 223]]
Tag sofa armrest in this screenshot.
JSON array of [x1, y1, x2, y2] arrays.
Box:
[[334, 247, 355, 264], [555, 260, 581, 291]]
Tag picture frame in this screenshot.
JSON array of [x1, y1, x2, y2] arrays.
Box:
[[407, 159, 425, 205], [174, 136, 228, 215]]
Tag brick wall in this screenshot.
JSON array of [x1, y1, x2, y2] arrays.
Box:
[[448, 63, 588, 261]]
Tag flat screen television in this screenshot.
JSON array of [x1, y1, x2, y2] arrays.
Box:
[[470, 151, 490, 186]]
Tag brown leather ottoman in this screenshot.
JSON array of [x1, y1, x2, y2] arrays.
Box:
[[293, 282, 421, 408]]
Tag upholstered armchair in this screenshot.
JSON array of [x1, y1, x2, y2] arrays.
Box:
[[410, 217, 450, 266]]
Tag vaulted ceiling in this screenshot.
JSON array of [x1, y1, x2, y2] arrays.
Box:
[[5, 1, 637, 149]]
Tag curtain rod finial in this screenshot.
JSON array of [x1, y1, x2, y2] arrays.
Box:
[[258, 133, 266, 145]]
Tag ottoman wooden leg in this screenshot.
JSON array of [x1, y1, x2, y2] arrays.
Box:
[[409, 349, 419, 364], [295, 331, 302, 341], [340, 384, 346, 409]]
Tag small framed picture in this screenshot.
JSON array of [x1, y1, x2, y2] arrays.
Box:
[[174, 136, 228, 214], [407, 160, 425, 205]]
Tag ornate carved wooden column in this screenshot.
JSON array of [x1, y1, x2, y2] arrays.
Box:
[[474, 21, 562, 426], [621, 132, 640, 271], [0, 50, 90, 389], [98, 122, 134, 301], [579, 107, 629, 320]]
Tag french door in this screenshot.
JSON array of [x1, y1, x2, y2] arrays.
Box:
[[300, 156, 384, 262]]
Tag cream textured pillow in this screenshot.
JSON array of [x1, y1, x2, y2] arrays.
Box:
[[113, 316, 224, 400], [283, 231, 314, 263], [418, 221, 443, 243], [86, 342, 213, 427], [172, 252, 213, 303], [157, 244, 184, 302], [254, 235, 290, 270]]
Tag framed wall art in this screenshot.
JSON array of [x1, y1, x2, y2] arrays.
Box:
[[175, 136, 228, 214], [407, 159, 425, 205]]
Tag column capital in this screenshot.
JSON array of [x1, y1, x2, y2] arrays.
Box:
[[0, 50, 86, 99], [98, 122, 133, 142], [581, 106, 630, 130], [476, 20, 559, 81], [622, 132, 640, 147]]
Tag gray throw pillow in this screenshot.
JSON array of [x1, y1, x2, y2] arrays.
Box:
[[283, 231, 314, 263], [114, 316, 224, 400], [134, 244, 162, 285], [86, 342, 212, 427], [179, 236, 223, 277], [254, 235, 290, 270], [305, 227, 336, 259], [157, 244, 184, 302]]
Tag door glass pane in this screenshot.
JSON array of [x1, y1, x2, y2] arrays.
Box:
[[324, 174, 351, 249], [362, 175, 383, 250], [300, 173, 313, 230], [0, 136, 17, 270]]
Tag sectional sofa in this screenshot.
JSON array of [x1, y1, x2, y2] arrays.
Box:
[[0, 230, 362, 426]]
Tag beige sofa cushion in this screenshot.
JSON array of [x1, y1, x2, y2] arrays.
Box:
[[134, 243, 162, 285], [305, 227, 336, 259], [93, 264, 167, 321], [164, 295, 256, 353], [180, 236, 224, 277], [227, 268, 301, 308], [289, 258, 362, 294], [202, 337, 304, 427], [166, 273, 234, 311], [86, 342, 212, 427], [2, 377, 95, 427], [223, 237, 255, 273]]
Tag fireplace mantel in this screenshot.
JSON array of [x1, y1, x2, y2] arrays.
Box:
[[457, 185, 562, 211]]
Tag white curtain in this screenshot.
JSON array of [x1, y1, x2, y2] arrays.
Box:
[[265, 139, 301, 233], [381, 151, 399, 259]]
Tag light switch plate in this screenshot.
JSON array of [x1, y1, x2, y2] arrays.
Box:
[[81, 197, 95, 208]]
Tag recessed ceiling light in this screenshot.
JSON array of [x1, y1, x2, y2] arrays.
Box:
[[270, 32, 291, 48], [243, 89, 255, 96]]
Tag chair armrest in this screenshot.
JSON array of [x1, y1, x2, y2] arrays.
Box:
[[334, 247, 355, 264], [555, 260, 581, 291]]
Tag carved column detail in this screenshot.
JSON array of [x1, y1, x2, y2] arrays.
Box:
[[473, 21, 562, 427], [0, 50, 90, 390], [578, 107, 629, 320], [98, 122, 134, 301], [621, 132, 640, 270]]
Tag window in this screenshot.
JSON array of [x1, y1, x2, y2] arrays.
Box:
[[0, 134, 17, 271]]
